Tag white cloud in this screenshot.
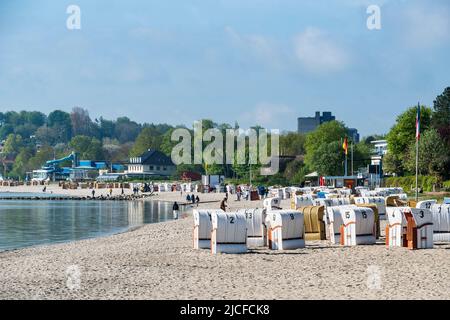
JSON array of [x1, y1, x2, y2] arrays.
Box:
[[400, 4, 450, 49], [293, 27, 350, 74], [225, 26, 281, 68], [242, 102, 295, 129]]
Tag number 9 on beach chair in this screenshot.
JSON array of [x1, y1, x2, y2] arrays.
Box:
[[211, 212, 247, 254], [267, 211, 305, 250], [263, 197, 281, 210]]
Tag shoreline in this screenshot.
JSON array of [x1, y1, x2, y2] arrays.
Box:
[[0, 187, 449, 300]]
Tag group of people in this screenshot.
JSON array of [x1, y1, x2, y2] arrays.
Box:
[[186, 194, 200, 206], [90, 187, 125, 199]]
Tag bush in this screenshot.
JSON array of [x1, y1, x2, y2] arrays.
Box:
[[443, 180, 450, 191], [383, 176, 439, 192]]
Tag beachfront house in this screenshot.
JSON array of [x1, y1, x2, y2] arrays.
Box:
[[126, 149, 176, 177]]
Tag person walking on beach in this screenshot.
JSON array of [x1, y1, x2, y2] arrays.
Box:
[[186, 194, 191, 202], [91, 189, 95, 199], [195, 195, 200, 207], [191, 194, 195, 205], [173, 201, 180, 220], [220, 198, 227, 212], [109, 188, 113, 197], [121, 187, 125, 195]]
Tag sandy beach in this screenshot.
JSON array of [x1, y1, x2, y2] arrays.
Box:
[[0, 186, 449, 300]]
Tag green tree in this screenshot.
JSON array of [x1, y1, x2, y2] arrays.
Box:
[[0, 124, 14, 140], [115, 117, 141, 143], [280, 133, 306, 156], [405, 129, 447, 178], [2, 134, 24, 154], [69, 135, 104, 160], [283, 158, 304, 182], [382, 153, 403, 176], [432, 87, 450, 179], [130, 127, 163, 156], [27, 146, 55, 171], [304, 121, 347, 169], [10, 148, 33, 178], [47, 110, 72, 142], [310, 141, 345, 176], [386, 105, 432, 174], [432, 87, 450, 131]]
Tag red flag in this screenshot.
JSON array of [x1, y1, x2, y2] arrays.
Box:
[[342, 137, 348, 155]]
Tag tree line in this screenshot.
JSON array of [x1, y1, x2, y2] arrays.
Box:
[[3, 85, 448, 185], [384, 87, 450, 182]]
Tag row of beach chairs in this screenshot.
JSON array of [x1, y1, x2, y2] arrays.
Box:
[[193, 197, 450, 254]]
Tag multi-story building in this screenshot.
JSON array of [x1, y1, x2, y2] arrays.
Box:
[[297, 111, 335, 134], [297, 111, 360, 143]]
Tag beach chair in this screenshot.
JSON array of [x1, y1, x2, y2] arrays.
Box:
[[354, 197, 386, 219], [430, 204, 450, 242], [267, 211, 305, 250], [339, 207, 376, 246], [238, 208, 266, 247], [385, 207, 434, 249], [193, 209, 224, 249], [416, 200, 437, 210], [326, 206, 349, 244], [263, 197, 281, 211], [355, 203, 380, 239], [291, 194, 313, 210], [297, 206, 326, 240], [385, 207, 408, 247], [211, 211, 247, 254]]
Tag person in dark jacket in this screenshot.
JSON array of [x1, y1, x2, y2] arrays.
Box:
[[195, 195, 200, 207], [173, 201, 180, 220], [220, 198, 227, 212]]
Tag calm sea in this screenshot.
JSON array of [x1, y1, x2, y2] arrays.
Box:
[[0, 196, 182, 252]]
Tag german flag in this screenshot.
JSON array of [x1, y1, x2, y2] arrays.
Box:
[[342, 137, 348, 155]]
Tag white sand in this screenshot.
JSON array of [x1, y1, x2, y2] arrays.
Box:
[[0, 186, 449, 300]]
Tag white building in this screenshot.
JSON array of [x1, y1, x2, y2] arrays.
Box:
[[126, 149, 176, 177]]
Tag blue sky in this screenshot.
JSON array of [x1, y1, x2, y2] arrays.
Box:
[[0, 0, 449, 136]]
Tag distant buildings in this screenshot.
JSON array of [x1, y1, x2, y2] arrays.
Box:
[[126, 149, 176, 177], [297, 111, 360, 143], [369, 139, 388, 186], [297, 111, 335, 134], [347, 128, 360, 144]]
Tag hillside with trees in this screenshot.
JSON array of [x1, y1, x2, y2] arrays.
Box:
[[1, 87, 448, 186]]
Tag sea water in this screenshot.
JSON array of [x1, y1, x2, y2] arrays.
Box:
[[0, 199, 181, 251]]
